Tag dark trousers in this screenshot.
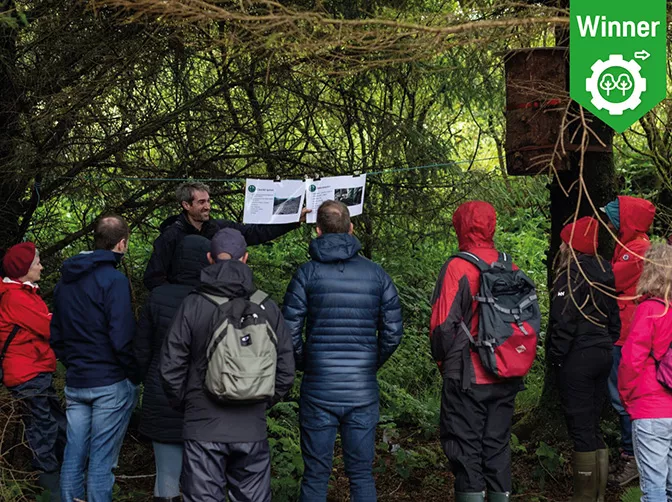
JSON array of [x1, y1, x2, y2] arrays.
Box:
[[299, 398, 379, 502], [8, 372, 66, 473], [558, 346, 612, 452], [608, 345, 634, 455], [181, 439, 271, 502], [440, 378, 520, 493]]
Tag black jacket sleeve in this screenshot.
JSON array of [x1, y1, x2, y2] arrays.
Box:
[[377, 271, 403, 369], [133, 300, 155, 383], [547, 270, 582, 365], [216, 220, 299, 246], [144, 229, 180, 291], [159, 298, 193, 409], [282, 266, 309, 371], [265, 299, 295, 406]]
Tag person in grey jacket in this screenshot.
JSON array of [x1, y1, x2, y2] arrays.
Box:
[[160, 228, 294, 502], [282, 200, 403, 502]]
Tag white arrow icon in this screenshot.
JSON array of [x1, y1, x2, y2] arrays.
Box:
[[635, 50, 650, 61]]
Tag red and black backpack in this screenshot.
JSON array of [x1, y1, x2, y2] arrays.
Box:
[[457, 251, 540, 380]]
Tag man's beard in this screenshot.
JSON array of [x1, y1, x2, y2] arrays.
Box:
[[189, 210, 210, 222]]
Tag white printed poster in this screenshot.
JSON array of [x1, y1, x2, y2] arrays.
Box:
[[305, 175, 367, 224], [243, 178, 305, 224]]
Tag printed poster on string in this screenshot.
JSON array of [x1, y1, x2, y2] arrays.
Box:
[[305, 175, 367, 224]]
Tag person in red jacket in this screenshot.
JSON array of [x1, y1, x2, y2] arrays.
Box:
[[601, 196, 655, 485], [618, 243, 672, 502], [429, 201, 523, 502], [0, 242, 65, 500]]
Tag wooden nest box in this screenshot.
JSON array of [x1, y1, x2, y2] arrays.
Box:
[[504, 47, 611, 176]]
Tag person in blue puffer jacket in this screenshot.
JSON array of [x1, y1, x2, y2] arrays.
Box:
[[282, 200, 403, 502]]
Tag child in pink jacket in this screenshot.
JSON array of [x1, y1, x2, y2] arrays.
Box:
[[618, 243, 672, 502]]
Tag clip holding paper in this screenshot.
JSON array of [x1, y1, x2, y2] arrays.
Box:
[[353, 170, 361, 178], [274, 175, 282, 183], [313, 173, 322, 181]]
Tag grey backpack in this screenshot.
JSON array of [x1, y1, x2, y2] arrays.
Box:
[[197, 289, 278, 405]]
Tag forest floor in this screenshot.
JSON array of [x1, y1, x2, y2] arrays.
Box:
[[1, 406, 634, 501], [107, 424, 634, 501]]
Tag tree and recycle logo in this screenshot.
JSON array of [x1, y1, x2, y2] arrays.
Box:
[[586, 54, 646, 115], [570, 0, 667, 133]]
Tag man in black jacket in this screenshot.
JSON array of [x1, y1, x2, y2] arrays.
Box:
[[160, 228, 295, 502], [134, 235, 212, 501], [144, 182, 305, 290]]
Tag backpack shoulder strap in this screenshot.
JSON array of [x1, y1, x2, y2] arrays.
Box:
[[195, 291, 230, 307], [455, 251, 490, 273], [249, 289, 269, 306], [0, 325, 21, 363], [496, 252, 514, 271]]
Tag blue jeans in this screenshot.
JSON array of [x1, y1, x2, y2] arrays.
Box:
[[60, 379, 138, 502], [299, 399, 379, 502], [632, 419, 672, 502], [608, 345, 634, 455], [153, 441, 183, 498]]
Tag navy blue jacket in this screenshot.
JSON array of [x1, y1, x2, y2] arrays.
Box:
[[50, 250, 137, 388], [282, 233, 403, 407]]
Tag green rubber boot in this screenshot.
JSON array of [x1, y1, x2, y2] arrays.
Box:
[[455, 491, 486, 502], [571, 451, 598, 502], [596, 449, 608, 502]]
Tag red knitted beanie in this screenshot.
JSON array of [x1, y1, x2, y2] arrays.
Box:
[[3, 242, 36, 279]]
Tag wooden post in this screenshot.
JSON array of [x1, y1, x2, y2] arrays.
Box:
[[538, 0, 617, 418]]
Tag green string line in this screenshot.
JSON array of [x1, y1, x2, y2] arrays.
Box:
[[60, 156, 499, 184]]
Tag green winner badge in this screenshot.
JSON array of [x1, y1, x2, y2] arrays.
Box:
[[570, 0, 667, 133]]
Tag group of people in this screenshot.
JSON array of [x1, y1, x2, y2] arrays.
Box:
[[0, 182, 403, 502], [0, 181, 670, 502], [428, 195, 670, 502], [546, 196, 661, 502]]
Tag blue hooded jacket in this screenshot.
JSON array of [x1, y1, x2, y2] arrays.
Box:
[[282, 233, 403, 407], [50, 250, 137, 388]]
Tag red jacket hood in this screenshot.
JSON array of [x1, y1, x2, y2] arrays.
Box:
[[453, 201, 496, 251], [618, 196, 655, 244]]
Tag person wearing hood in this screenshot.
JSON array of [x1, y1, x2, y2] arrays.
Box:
[[0, 242, 65, 501], [134, 235, 211, 502], [548, 217, 621, 501], [160, 228, 294, 502], [601, 196, 656, 485], [50, 214, 140, 502], [429, 201, 523, 502], [143, 181, 308, 291], [282, 200, 403, 502]]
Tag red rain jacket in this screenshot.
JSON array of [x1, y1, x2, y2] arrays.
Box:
[[0, 279, 56, 387], [612, 196, 655, 346], [618, 299, 672, 420], [430, 201, 515, 385]]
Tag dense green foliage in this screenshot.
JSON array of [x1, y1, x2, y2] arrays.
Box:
[[2, 1, 672, 500]]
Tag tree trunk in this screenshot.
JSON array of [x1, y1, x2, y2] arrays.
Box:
[[515, 0, 618, 439]]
